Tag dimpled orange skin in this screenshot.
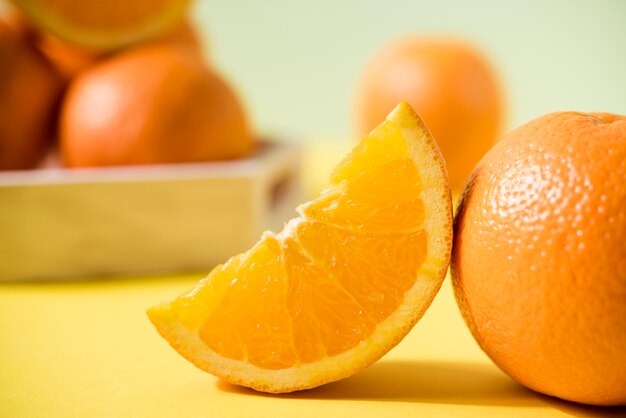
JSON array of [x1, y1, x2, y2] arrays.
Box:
[[60, 44, 251, 167], [451, 111, 626, 406], [355, 38, 503, 189]]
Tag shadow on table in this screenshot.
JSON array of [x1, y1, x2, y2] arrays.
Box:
[[217, 360, 626, 417]]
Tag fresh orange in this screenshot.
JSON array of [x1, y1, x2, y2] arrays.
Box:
[[451, 111, 626, 406], [148, 102, 452, 393], [34, 19, 202, 82], [157, 19, 202, 51], [355, 37, 503, 189], [35, 33, 103, 80], [0, 18, 62, 170], [9, 0, 190, 51], [1, 7, 101, 80], [60, 43, 251, 167]]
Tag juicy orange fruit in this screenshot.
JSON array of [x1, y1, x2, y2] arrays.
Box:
[[0, 18, 62, 170], [355, 37, 503, 190], [10, 0, 190, 50], [148, 102, 452, 393], [60, 44, 251, 167], [452, 111, 626, 406]]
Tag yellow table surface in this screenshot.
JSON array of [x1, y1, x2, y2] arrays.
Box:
[[1, 274, 622, 418], [1, 142, 623, 417]]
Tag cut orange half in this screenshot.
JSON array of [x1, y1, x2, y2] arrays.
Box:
[[148, 102, 453, 393], [10, 0, 190, 51]]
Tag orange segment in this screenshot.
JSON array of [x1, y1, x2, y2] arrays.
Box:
[[301, 159, 425, 233], [294, 221, 428, 322], [199, 235, 296, 370], [147, 101, 453, 393], [329, 120, 409, 184], [283, 233, 377, 360]]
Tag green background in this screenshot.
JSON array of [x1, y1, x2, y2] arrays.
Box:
[[192, 0, 626, 141]]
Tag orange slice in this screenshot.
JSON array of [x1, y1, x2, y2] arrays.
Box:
[[147, 102, 453, 393], [10, 0, 190, 51]]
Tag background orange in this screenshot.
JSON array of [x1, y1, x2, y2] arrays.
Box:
[[354, 38, 502, 189]]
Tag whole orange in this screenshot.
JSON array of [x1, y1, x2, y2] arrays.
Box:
[[355, 37, 503, 189], [60, 44, 252, 167], [0, 19, 62, 170], [451, 111, 626, 406]]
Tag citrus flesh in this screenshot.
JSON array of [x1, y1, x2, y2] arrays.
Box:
[[148, 102, 452, 393]]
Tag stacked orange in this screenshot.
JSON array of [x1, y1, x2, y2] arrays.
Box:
[[0, 17, 61, 169], [0, 0, 253, 170]]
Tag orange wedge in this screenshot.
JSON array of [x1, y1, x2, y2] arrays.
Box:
[[148, 102, 453, 393], [10, 0, 190, 51]]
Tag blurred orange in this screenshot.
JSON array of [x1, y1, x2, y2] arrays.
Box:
[[159, 19, 203, 52], [9, 0, 191, 51], [355, 37, 503, 189], [34, 18, 203, 83], [60, 44, 252, 167], [9, 7, 202, 82], [0, 19, 62, 170], [36, 34, 104, 81], [2, 6, 36, 40]]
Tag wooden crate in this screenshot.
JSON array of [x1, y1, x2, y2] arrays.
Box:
[[0, 142, 301, 281]]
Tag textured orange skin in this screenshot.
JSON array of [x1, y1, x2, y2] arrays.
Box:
[[0, 20, 62, 170], [355, 38, 503, 189], [452, 112, 626, 406], [60, 44, 251, 167]]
